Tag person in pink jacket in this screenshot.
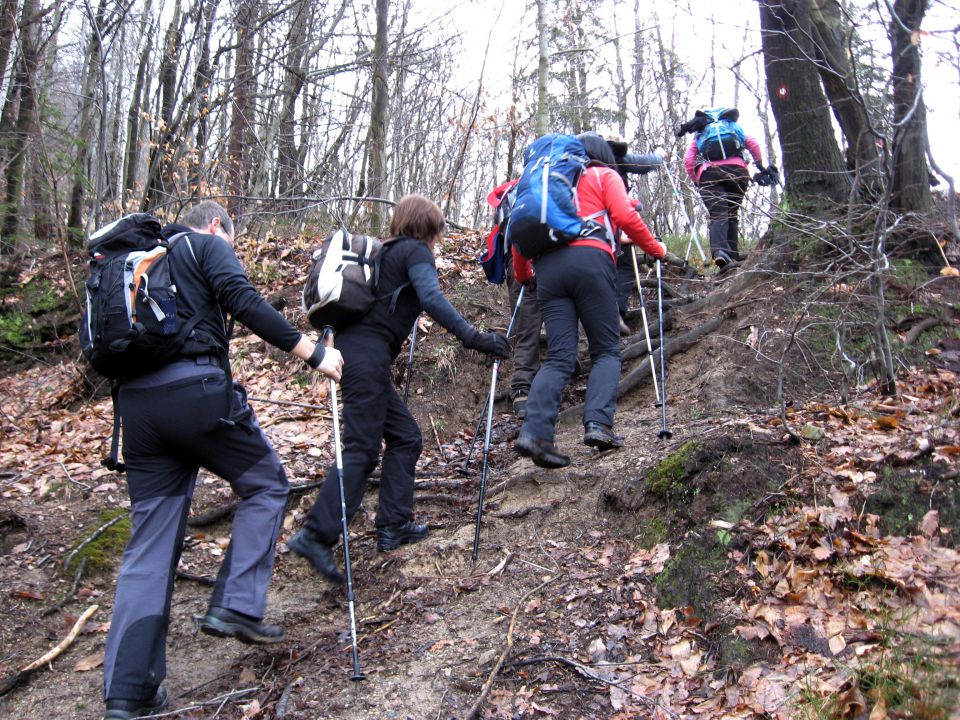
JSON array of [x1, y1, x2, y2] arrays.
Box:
[[512, 132, 666, 468], [682, 109, 765, 267]]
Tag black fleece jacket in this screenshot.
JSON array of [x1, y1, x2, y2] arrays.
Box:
[[161, 223, 302, 357]]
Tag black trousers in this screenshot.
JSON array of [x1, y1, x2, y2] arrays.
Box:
[[104, 358, 288, 702], [523, 246, 620, 441], [698, 164, 750, 260], [306, 332, 422, 545]]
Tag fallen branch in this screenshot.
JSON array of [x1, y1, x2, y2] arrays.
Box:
[[275, 677, 303, 719], [0, 604, 99, 696], [188, 480, 325, 527], [139, 687, 259, 718], [465, 576, 557, 720], [176, 570, 216, 585], [903, 316, 945, 346], [559, 316, 722, 421], [494, 501, 559, 519], [64, 515, 126, 572]]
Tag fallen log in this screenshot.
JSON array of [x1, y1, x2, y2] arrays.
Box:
[[559, 315, 723, 421]]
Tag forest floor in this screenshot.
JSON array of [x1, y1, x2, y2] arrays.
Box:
[[1, 227, 959, 720]]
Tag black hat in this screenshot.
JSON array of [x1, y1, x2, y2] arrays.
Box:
[[577, 132, 616, 167]]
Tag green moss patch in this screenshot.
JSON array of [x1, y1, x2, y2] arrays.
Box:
[[67, 508, 131, 574]]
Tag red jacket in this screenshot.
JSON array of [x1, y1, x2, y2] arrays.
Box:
[[512, 165, 663, 284]]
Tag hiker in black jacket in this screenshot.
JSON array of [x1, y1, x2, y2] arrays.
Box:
[[289, 194, 509, 580], [101, 201, 343, 720]]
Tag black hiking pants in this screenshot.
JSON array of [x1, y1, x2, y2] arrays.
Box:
[[305, 333, 422, 545], [505, 250, 542, 399], [698, 164, 750, 260], [104, 357, 289, 703], [523, 246, 620, 442]]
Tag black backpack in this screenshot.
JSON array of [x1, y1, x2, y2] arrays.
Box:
[[80, 213, 210, 380]]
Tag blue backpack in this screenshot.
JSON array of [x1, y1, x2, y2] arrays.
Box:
[[694, 108, 745, 161], [505, 134, 604, 259]]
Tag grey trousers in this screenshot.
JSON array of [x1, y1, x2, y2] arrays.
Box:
[[103, 358, 289, 702], [523, 246, 620, 442]]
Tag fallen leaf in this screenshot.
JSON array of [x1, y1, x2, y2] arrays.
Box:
[[239, 667, 257, 684], [873, 416, 899, 431], [869, 694, 888, 720], [74, 651, 104, 672], [920, 510, 939, 538]]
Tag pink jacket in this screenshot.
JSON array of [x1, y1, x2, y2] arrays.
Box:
[[683, 136, 763, 184]]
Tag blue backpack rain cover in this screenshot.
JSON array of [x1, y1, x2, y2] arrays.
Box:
[[505, 134, 600, 259], [695, 108, 745, 161]]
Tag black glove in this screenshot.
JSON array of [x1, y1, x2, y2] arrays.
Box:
[[664, 251, 686, 267], [463, 330, 510, 359]]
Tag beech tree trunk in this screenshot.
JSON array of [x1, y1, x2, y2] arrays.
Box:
[[888, 0, 932, 213], [225, 0, 258, 217], [758, 0, 849, 203], [365, 0, 389, 232]]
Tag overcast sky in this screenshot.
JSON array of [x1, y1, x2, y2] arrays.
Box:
[[441, 0, 959, 181]]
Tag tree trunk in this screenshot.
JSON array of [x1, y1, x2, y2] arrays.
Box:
[[806, 0, 883, 200], [1, 0, 41, 251], [365, 0, 389, 232], [191, 0, 217, 191], [277, 0, 310, 200], [888, 0, 932, 213], [535, 0, 549, 136], [123, 2, 153, 209], [142, 0, 183, 211], [67, 0, 107, 239], [758, 0, 849, 204], [225, 0, 258, 217]]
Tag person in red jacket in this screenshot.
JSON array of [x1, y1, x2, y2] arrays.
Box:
[[512, 132, 666, 468]]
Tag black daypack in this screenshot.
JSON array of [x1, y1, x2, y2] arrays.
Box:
[[80, 213, 210, 380], [302, 228, 407, 332]]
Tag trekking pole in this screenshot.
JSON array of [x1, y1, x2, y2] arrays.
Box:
[[663, 167, 707, 263], [321, 327, 365, 682], [630, 245, 661, 407], [654, 263, 672, 440], [459, 285, 526, 475], [471, 285, 525, 563], [402, 319, 418, 404]]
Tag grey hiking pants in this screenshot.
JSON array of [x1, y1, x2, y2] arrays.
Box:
[[505, 251, 542, 399], [103, 357, 289, 702], [523, 246, 620, 442]]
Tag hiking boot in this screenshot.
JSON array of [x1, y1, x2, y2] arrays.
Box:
[[196, 606, 284, 645], [512, 395, 528, 419], [515, 432, 570, 469], [288, 527, 345, 584], [619, 317, 632, 336], [713, 250, 733, 269], [583, 421, 624, 450], [377, 521, 429, 552], [104, 687, 169, 719]]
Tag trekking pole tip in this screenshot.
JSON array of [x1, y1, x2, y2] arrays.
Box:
[[350, 673, 367, 682], [658, 429, 673, 440]]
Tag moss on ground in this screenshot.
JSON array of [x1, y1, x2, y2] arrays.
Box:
[[67, 508, 131, 574], [645, 440, 699, 499]]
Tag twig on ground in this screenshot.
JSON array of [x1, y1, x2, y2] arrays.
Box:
[[64, 515, 125, 572], [248, 396, 332, 414], [0, 604, 99, 696], [903, 316, 944, 346], [187, 480, 325, 527], [57, 461, 91, 492], [464, 576, 557, 720], [486, 551, 514, 577], [275, 677, 302, 719], [175, 570, 216, 585], [139, 687, 259, 718], [41, 557, 87, 616]]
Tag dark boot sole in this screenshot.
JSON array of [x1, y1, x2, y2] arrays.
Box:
[[584, 434, 623, 451], [196, 616, 284, 645], [377, 533, 429, 552], [287, 535, 346, 585], [515, 437, 570, 469]]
